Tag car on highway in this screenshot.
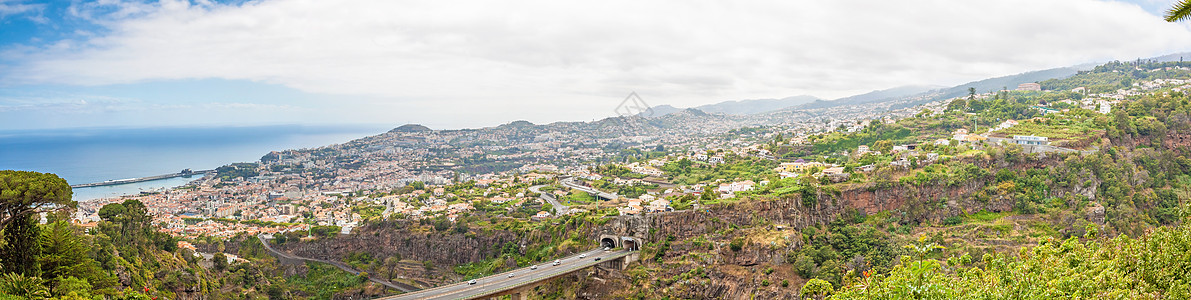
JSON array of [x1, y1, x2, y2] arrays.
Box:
[[530, 265, 538, 270], [508, 273, 515, 278], [468, 279, 477, 285], [594, 257, 602, 261], [579, 254, 587, 258], [552, 260, 560, 266]]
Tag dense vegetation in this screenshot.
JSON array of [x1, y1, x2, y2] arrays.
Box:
[[660, 155, 776, 185], [616, 60, 1191, 299], [0, 171, 381, 299], [832, 222, 1191, 299]]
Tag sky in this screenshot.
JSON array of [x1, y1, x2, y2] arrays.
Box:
[[1, 0, 1190, 130]]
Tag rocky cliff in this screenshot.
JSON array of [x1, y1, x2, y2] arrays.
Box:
[[271, 154, 1104, 299]]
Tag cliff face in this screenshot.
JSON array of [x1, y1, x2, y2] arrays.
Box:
[[574, 162, 1105, 299], [272, 155, 1102, 299], [1164, 131, 1191, 152], [645, 180, 996, 243], [281, 228, 517, 267], [275, 224, 520, 284]]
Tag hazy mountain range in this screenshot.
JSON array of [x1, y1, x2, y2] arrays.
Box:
[[644, 52, 1191, 118]]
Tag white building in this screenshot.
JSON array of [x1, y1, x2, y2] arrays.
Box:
[[1012, 135, 1048, 145]]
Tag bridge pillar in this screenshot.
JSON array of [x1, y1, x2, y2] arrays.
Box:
[[493, 286, 531, 300]]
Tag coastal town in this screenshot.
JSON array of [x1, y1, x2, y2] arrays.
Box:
[[70, 68, 1191, 241]]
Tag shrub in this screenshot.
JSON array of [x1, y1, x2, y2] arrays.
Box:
[[942, 216, 963, 226], [800, 278, 833, 298], [794, 254, 816, 278], [729, 237, 745, 251]]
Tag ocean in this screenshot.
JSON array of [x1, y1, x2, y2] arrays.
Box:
[[0, 124, 388, 201]]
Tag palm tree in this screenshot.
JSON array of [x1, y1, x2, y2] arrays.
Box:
[[1166, 0, 1191, 22]]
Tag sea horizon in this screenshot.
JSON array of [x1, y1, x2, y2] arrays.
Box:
[[0, 124, 390, 201]]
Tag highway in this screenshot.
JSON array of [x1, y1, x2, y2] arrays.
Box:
[[527, 184, 568, 215], [378, 248, 631, 300], [559, 177, 618, 200]]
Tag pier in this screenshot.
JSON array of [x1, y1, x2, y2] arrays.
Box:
[[70, 169, 214, 188]]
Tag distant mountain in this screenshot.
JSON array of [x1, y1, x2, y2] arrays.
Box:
[[389, 124, 432, 133], [694, 95, 820, 115], [926, 52, 1191, 102], [640, 53, 1191, 119], [786, 68, 1086, 112], [640, 105, 682, 117], [1138, 51, 1191, 63], [933, 67, 1082, 100], [674, 107, 709, 117], [795, 85, 941, 110], [640, 95, 820, 118], [498, 120, 536, 129]]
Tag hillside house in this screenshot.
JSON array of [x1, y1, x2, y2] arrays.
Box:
[[774, 160, 830, 173], [818, 167, 850, 182], [648, 199, 671, 212], [1017, 83, 1041, 91], [1012, 135, 1049, 145]]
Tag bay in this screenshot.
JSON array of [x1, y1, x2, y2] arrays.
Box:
[[0, 124, 387, 201]]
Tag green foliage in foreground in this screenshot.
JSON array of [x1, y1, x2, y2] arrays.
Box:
[[831, 222, 1191, 299], [286, 262, 369, 299]]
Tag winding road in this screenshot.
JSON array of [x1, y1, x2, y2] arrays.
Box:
[[559, 177, 618, 200], [255, 234, 419, 293], [527, 184, 568, 215]]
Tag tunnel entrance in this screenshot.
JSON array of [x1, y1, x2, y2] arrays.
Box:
[[600, 238, 617, 249], [623, 239, 638, 251]]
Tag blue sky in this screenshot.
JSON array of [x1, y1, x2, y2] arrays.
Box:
[[1, 0, 1190, 130]]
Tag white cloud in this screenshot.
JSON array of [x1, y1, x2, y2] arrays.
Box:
[[4, 0, 1191, 128], [0, 0, 43, 20]]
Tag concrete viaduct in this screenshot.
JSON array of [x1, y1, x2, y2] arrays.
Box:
[[376, 234, 643, 300]]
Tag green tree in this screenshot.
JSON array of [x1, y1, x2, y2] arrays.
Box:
[[0, 171, 71, 274], [1166, 0, 1191, 22], [794, 254, 816, 278], [0, 170, 73, 230], [946, 99, 967, 112], [384, 255, 403, 280], [872, 140, 893, 154], [0, 272, 50, 299], [452, 221, 470, 234], [96, 203, 126, 223], [213, 253, 228, 271], [52, 276, 92, 298], [1, 215, 41, 276], [38, 221, 103, 293], [801, 278, 833, 299], [97, 200, 153, 246], [700, 185, 716, 201]]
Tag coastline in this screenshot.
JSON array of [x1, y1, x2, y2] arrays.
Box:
[[0, 124, 389, 201], [72, 176, 204, 201]]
